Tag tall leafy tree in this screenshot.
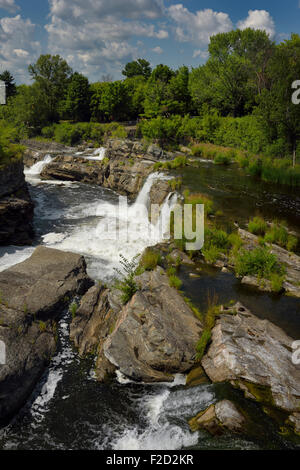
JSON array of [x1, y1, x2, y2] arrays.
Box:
[[90, 81, 129, 122], [190, 28, 275, 117], [28, 54, 72, 122], [122, 59, 152, 79], [256, 34, 300, 165], [63, 72, 90, 122]]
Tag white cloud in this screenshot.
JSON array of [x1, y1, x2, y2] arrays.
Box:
[[0, 0, 19, 13], [192, 49, 209, 60], [152, 46, 163, 54], [237, 10, 275, 38], [0, 15, 41, 82], [45, 0, 168, 80], [168, 5, 233, 45]]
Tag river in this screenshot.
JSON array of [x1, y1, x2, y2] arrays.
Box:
[[0, 151, 299, 450]]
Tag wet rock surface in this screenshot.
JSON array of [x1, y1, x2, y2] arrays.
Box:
[[0, 161, 34, 245], [189, 400, 246, 435], [0, 246, 92, 423], [201, 302, 300, 434]]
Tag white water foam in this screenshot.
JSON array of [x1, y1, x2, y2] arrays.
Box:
[[109, 385, 215, 450], [50, 172, 177, 280], [25, 154, 53, 176], [30, 315, 76, 423], [86, 147, 106, 161]]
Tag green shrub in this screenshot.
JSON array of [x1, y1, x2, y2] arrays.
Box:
[[169, 275, 182, 290], [287, 235, 298, 252], [234, 247, 282, 279], [0, 121, 25, 167], [264, 223, 288, 248], [114, 254, 140, 305], [270, 273, 285, 293], [139, 249, 161, 271], [214, 152, 231, 165], [202, 245, 221, 264], [248, 217, 268, 236], [70, 302, 78, 318], [195, 329, 212, 361]]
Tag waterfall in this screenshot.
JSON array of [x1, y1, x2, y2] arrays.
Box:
[[51, 172, 177, 280], [25, 154, 53, 176], [86, 147, 106, 161]]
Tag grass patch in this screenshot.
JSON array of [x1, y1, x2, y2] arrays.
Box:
[[234, 246, 284, 280], [169, 275, 182, 290], [139, 248, 162, 272], [248, 216, 268, 236]]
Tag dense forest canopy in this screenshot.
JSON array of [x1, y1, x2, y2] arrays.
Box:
[[1, 28, 300, 165]]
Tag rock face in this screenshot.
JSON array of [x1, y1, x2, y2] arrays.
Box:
[[71, 267, 202, 383], [201, 303, 300, 434], [0, 246, 92, 423], [22, 139, 73, 167], [0, 161, 34, 245], [189, 400, 245, 435], [39, 139, 179, 200]]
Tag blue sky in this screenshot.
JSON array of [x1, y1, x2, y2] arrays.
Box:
[[0, 0, 299, 83]]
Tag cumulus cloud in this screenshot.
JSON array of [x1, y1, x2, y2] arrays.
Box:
[[237, 10, 276, 38], [192, 49, 209, 60], [168, 5, 233, 45], [0, 0, 19, 13], [0, 15, 41, 82], [46, 0, 168, 80], [152, 46, 163, 54]]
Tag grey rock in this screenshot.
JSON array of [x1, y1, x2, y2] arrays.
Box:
[[0, 246, 92, 423], [201, 302, 300, 431]]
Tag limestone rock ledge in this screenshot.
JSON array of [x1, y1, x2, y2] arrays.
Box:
[[0, 246, 93, 423]]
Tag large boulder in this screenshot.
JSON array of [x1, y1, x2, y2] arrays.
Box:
[[71, 267, 202, 383], [103, 268, 202, 382], [201, 303, 300, 434], [0, 246, 92, 423]]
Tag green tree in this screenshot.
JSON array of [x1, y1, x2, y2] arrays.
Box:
[[28, 54, 72, 122], [256, 34, 300, 165], [190, 28, 275, 116], [63, 72, 90, 122], [0, 70, 16, 98], [1, 84, 49, 135], [90, 80, 129, 122], [122, 59, 151, 79]]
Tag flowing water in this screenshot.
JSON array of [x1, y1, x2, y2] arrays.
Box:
[[0, 153, 299, 450]]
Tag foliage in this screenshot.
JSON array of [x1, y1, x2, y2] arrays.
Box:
[[122, 59, 151, 79], [248, 217, 268, 236], [168, 274, 182, 290], [0, 121, 25, 167], [139, 249, 161, 271], [114, 254, 140, 305], [63, 72, 91, 122], [234, 247, 283, 279]]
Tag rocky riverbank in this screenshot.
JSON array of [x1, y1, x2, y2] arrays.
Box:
[[0, 246, 92, 423], [0, 160, 34, 245]]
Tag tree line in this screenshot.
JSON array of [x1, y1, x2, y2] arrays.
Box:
[[0, 28, 300, 161]]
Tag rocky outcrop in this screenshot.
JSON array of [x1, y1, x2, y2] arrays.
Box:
[[0, 161, 34, 245], [201, 303, 300, 435], [238, 229, 300, 297], [71, 267, 202, 383], [189, 400, 246, 435], [0, 246, 92, 423]]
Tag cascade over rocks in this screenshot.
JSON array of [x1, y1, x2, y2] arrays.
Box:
[[0, 246, 93, 423]]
